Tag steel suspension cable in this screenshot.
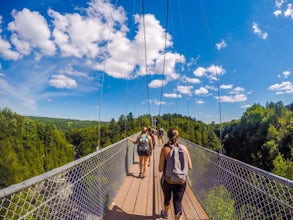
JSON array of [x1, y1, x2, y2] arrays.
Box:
[[98, 0, 119, 148], [124, 0, 137, 137], [198, 0, 223, 145], [158, 0, 170, 117], [141, 0, 151, 122]]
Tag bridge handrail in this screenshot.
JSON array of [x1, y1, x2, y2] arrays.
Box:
[[0, 134, 292, 219], [179, 137, 293, 220], [0, 134, 138, 220]]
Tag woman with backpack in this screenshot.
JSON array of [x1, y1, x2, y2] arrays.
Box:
[[128, 127, 153, 179], [158, 128, 192, 220]]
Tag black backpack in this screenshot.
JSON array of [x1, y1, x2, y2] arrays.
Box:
[[137, 134, 150, 152]]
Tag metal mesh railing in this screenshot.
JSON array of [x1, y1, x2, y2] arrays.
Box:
[[180, 138, 293, 220], [0, 134, 138, 220], [1, 135, 292, 219]]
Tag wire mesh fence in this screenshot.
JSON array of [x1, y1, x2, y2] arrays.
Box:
[[180, 138, 293, 220], [0, 134, 137, 220], [1, 135, 292, 219]]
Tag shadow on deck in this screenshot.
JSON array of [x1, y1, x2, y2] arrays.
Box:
[[104, 143, 209, 220]]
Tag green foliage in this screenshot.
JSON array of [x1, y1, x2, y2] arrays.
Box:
[[221, 101, 293, 180], [202, 185, 236, 220], [0, 108, 74, 189]]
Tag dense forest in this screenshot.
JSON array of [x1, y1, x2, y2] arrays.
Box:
[[0, 101, 292, 189]]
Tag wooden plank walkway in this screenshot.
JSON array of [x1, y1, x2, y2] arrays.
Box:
[[104, 138, 209, 220]]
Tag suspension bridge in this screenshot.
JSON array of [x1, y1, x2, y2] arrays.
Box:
[[0, 133, 292, 219]]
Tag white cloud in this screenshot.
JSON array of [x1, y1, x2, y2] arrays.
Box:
[[274, 1, 293, 20], [182, 75, 200, 84], [230, 86, 245, 94], [148, 79, 168, 88], [275, 0, 285, 8], [252, 22, 268, 40], [274, 10, 282, 17], [220, 84, 233, 89], [176, 85, 193, 95], [195, 87, 209, 95], [0, 37, 22, 60], [195, 100, 205, 104], [149, 99, 166, 106], [49, 74, 77, 89], [215, 40, 227, 50], [217, 94, 247, 103], [269, 81, 293, 94], [278, 70, 290, 78], [0, 17, 22, 60], [193, 65, 225, 81], [163, 93, 182, 98], [241, 104, 251, 109], [193, 67, 206, 77], [8, 8, 56, 56], [284, 3, 293, 19]]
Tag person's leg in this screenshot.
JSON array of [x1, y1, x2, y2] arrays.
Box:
[[173, 183, 186, 219], [160, 180, 172, 218], [138, 155, 143, 177], [142, 155, 148, 177], [148, 150, 152, 166]]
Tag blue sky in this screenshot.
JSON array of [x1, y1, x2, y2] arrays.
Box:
[[0, 0, 292, 123]]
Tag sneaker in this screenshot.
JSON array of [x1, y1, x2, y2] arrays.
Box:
[[161, 210, 168, 219]]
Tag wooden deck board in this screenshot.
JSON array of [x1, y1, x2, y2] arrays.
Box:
[[104, 137, 209, 220]]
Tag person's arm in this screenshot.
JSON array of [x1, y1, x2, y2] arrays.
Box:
[[127, 135, 139, 145], [185, 147, 192, 170], [158, 147, 165, 172], [148, 135, 153, 151]]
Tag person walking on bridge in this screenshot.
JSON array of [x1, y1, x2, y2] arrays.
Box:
[[128, 127, 153, 178], [159, 128, 192, 220]]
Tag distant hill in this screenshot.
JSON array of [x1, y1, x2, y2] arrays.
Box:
[[26, 116, 107, 133]]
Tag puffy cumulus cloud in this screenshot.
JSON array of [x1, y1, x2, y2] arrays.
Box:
[[195, 87, 209, 95], [269, 81, 293, 94], [0, 37, 22, 60], [0, 16, 22, 60], [182, 75, 200, 84], [193, 67, 206, 77], [163, 93, 182, 98], [49, 74, 77, 89], [2, 0, 184, 82], [148, 79, 168, 88], [274, 1, 293, 19], [284, 3, 293, 19], [132, 14, 173, 72], [230, 86, 245, 94], [220, 84, 233, 89], [49, 8, 110, 59], [277, 70, 290, 78], [193, 65, 225, 81], [176, 85, 193, 95], [252, 22, 268, 40], [87, 9, 184, 80], [217, 94, 247, 103], [215, 40, 227, 50], [8, 8, 56, 56]]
